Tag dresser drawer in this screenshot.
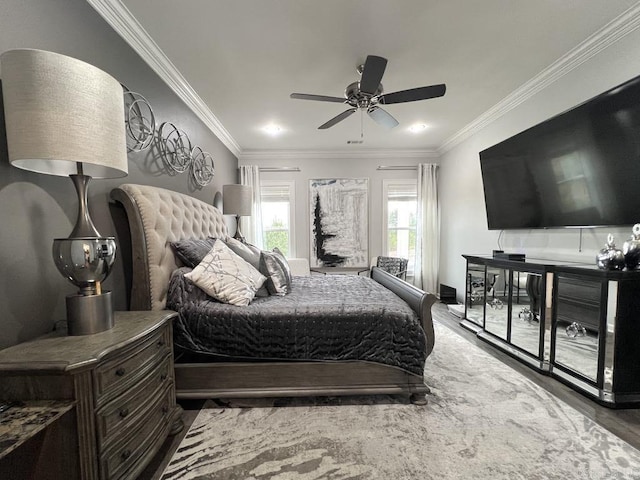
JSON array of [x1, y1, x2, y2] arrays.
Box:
[[94, 325, 171, 403], [96, 353, 172, 449], [100, 385, 174, 480]]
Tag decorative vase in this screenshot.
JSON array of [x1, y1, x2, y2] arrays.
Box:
[[596, 234, 625, 270], [623, 224, 640, 270]]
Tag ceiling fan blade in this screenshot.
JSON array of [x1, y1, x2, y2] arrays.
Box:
[[368, 106, 399, 129], [290, 93, 346, 103], [318, 108, 357, 129], [359, 55, 387, 95], [379, 84, 446, 104]]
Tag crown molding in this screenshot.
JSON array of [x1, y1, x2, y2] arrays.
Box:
[[438, 3, 640, 155], [87, 0, 241, 158], [238, 149, 440, 162]]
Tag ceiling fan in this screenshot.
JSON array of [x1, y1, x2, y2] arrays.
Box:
[[290, 55, 446, 130]]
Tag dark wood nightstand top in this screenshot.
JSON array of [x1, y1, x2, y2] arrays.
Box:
[[0, 311, 177, 373]]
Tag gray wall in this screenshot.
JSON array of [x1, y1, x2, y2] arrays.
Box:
[[0, 0, 238, 349], [239, 153, 437, 263], [438, 27, 640, 303]]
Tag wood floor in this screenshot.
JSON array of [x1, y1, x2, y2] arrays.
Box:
[[138, 301, 640, 479]]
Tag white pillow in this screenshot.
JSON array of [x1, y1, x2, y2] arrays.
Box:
[[185, 240, 266, 306]]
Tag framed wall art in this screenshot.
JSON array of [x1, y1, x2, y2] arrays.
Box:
[[309, 178, 369, 268]]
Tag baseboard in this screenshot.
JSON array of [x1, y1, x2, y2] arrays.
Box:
[[447, 303, 465, 318]]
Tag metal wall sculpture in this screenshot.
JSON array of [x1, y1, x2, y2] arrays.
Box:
[[157, 122, 215, 186], [309, 178, 368, 268], [190, 145, 215, 187], [158, 122, 192, 173], [123, 89, 155, 152], [122, 86, 215, 187]]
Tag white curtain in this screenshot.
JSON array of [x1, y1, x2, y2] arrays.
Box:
[[239, 165, 264, 248], [414, 163, 440, 293]]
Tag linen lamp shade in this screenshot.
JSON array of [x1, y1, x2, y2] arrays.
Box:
[[223, 184, 252, 241], [0, 48, 127, 178], [223, 184, 253, 216]]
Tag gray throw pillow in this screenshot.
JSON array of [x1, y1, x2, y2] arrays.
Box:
[[272, 248, 292, 285], [171, 237, 217, 268], [260, 250, 291, 295], [224, 237, 261, 269]]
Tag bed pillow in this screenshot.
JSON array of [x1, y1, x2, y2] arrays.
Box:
[[260, 249, 291, 296], [224, 237, 260, 268], [184, 241, 267, 306], [224, 238, 269, 297], [170, 237, 216, 268], [272, 247, 292, 283]]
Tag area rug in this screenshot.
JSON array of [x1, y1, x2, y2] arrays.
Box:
[[161, 319, 640, 479]]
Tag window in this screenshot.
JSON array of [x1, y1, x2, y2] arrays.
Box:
[[383, 179, 417, 276], [260, 181, 295, 257]]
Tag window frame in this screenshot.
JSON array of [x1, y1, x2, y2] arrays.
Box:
[[382, 178, 418, 275], [260, 179, 296, 257]]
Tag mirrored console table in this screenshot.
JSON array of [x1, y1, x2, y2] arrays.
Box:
[[462, 254, 640, 408]]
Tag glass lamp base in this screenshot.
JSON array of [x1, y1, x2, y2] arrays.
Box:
[[52, 237, 116, 293], [66, 290, 114, 336]]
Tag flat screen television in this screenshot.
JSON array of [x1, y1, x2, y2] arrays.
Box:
[[479, 74, 640, 230]]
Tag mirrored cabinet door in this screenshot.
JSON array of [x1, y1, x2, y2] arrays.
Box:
[[553, 275, 601, 382], [510, 271, 543, 357], [483, 266, 508, 340], [465, 263, 486, 327]]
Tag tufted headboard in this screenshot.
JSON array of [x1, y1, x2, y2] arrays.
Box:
[[110, 184, 229, 311]]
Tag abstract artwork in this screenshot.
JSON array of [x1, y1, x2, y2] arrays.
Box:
[[310, 178, 368, 268]]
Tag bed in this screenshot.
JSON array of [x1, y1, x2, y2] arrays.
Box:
[[110, 183, 436, 403]]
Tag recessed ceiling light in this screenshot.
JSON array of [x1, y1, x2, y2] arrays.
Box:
[[408, 123, 428, 133], [262, 124, 283, 136]]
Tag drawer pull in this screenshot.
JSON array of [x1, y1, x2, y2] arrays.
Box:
[[119, 407, 129, 418], [115, 367, 126, 377], [121, 449, 132, 461], [160, 372, 168, 381], [156, 340, 165, 348], [162, 405, 169, 414]]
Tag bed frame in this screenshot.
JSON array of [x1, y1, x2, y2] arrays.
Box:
[[110, 183, 436, 403]]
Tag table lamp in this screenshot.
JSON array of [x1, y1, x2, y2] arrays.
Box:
[[223, 184, 252, 242], [1, 49, 128, 335]]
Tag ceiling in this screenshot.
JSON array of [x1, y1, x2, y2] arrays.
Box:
[[98, 0, 638, 155]]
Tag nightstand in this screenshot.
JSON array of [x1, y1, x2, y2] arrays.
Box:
[[0, 311, 183, 480]]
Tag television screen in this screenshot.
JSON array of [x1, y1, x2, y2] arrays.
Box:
[[480, 74, 640, 230]]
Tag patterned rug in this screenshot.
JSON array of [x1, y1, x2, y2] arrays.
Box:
[[161, 317, 640, 479]]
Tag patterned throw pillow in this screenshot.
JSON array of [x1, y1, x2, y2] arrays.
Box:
[[224, 238, 269, 297], [184, 241, 266, 306], [170, 237, 216, 268]]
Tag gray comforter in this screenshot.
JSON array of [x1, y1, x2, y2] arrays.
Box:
[[167, 268, 427, 375]]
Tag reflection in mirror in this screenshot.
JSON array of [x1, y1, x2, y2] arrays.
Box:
[[465, 263, 485, 327], [553, 276, 600, 381], [554, 324, 599, 380], [483, 266, 508, 340], [510, 272, 542, 356]]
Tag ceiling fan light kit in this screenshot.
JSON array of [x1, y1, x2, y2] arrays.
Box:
[[290, 55, 446, 131], [409, 123, 429, 133], [262, 124, 283, 135]]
